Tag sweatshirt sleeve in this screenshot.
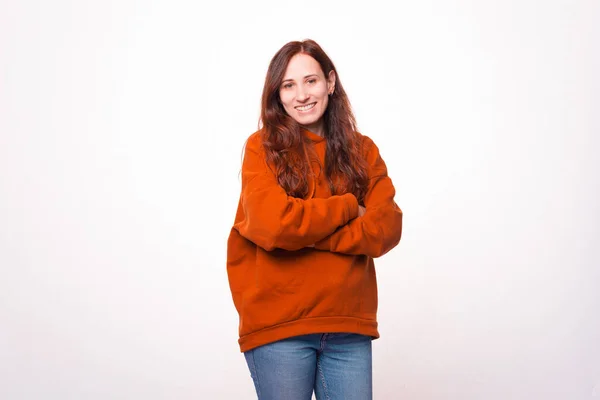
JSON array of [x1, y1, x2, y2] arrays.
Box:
[[233, 134, 359, 252], [313, 137, 403, 258]]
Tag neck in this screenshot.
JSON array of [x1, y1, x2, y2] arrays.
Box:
[[302, 122, 324, 137]]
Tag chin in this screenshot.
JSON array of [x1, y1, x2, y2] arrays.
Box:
[[296, 111, 323, 125], [296, 116, 319, 126]]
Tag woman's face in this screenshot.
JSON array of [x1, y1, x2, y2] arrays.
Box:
[[279, 53, 335, 136]]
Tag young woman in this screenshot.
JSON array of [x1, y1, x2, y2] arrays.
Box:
[[226, 39, 403, 400]]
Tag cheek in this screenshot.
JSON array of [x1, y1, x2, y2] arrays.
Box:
[[317, 85, 329, 101], [320, 95, 329, 110], [279, 92, 293, 108]]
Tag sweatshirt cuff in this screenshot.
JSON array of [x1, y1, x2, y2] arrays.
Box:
[[343, 193, 359, 222], [315, 194, 356, 252]]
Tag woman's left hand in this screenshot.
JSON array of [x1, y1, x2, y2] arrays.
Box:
[[358, 205, 366, 217]]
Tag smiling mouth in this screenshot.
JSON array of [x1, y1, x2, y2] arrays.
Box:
[[295, 102, 316, 112]]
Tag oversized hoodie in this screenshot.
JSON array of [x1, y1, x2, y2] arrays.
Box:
[[226, 128, 403, 352]]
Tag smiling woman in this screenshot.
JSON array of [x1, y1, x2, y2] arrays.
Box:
[[278, 55, 335, 136], [226, 39, 403, 400]]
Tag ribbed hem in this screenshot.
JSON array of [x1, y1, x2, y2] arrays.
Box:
[[238, 316, 379, 352]]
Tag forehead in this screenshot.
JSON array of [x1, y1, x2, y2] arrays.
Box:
[[283, 53, 324, 79]]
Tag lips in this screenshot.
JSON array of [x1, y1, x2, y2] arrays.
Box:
[[295, 102, 316, 112]]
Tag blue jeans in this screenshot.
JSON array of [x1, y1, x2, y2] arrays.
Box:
[[244, 333, 373, 400]]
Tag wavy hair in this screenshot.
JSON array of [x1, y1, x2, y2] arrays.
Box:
[[259, 39, 369, 202]]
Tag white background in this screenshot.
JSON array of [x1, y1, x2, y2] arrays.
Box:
[[1, 0, 599, 399]]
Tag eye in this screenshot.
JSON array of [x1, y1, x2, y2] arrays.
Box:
[[282, 82, 293, 89], [307, 78, 317, 84]]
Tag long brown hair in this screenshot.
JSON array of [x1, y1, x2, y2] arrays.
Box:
[[259, 39, 369, 202]]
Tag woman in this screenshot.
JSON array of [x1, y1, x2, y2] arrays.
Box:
[[226, 39, 403, 400]]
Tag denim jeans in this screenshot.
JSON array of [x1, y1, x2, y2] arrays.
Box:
[[244, 333, 373, 400]]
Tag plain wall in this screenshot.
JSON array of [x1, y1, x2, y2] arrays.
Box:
[[1, 0, 598, 399]]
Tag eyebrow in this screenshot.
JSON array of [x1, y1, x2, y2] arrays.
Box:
[[281, 74, 319, 83]]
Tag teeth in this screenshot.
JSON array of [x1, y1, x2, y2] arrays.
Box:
[[296, 103, 316, 111]]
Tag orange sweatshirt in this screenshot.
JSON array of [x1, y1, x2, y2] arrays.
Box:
[[226, 128, 403, 352]]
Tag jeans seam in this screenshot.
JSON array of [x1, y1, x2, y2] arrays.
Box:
[[248, 351, 262, 399], [317, 358, 330, 400]]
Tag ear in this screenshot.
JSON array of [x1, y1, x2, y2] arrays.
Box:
[[327, 70, 336, 94]]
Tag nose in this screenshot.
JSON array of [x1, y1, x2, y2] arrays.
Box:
[[296, 85, 309, 102]]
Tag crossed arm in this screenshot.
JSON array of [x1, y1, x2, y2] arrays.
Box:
[[234, 135, 402, 258]]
